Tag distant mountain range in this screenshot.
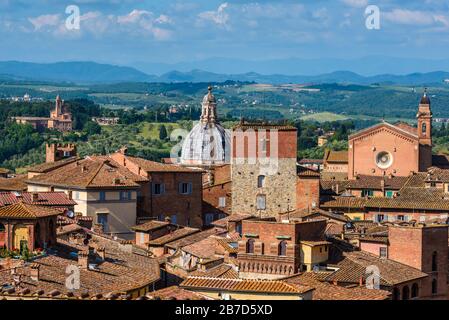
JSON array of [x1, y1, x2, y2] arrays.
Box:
[[1, 61, 449, 85]]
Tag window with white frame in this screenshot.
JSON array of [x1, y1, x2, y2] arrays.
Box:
[[218, 197, 226, 208]]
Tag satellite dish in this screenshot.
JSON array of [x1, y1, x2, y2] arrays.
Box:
[[66, 210, 75, 218]]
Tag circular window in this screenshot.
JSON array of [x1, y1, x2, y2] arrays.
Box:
[[376, 151, 393, 169]]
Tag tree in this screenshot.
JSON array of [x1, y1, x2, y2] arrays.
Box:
[[159, 124, 168, 140], [83, 121, 102, 135]]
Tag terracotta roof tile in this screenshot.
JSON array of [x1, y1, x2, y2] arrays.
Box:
[[297, 165, 320, 178], [284, 273, 390, 300], [146, 286, 207, 300], [27, 157, 79, 173], [0, 237, 160, 298], [0, 192, 77, 207], [180, 277, 313, 294], [124, 155, 204, 173], [0, 202, 62, 219], [190, 264, 239, 279], [148, 227, 200, 246], [165, 228, 227, 250], [0, 175, 28, 192], [131, 220, 170, 232], [321, 197, 367, 210], [325, 251, 428, 286], [324, 150, 348, 163], [27, 156, 145, 189]]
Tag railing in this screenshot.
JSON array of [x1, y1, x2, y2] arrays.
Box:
[[237, 253, 295, 263]]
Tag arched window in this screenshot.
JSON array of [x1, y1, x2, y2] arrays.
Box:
[[246, 239, 255, 254], [422, 123, 427, 136], [402, 286, 410, 300], [411, 283, 419, 298], [392, 288, 400, 300], [432, 251, 438, 271], [257, 175, 265, 188], [432, 279, 438, 294], [0, 223, 5, 232], [278, 241, 287, 256]]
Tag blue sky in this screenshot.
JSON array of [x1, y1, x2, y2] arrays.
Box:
[[1, 0, 449, 68]]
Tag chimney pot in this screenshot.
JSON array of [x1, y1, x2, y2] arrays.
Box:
[[78, 250, 89, 270], [31, 193, 39, 202]]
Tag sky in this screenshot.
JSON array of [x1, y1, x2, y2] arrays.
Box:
[[1, 0, 449, 68]]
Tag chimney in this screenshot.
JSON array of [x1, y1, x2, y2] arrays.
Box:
[[97, 247, 106, 260], [81, 166, 87, 173], [30, 263, 40, 281], [78, 250, 89, 270], [68, 191, 72, 200], [335, 183, 339, 194], [380, 178, 385, 192], [32, 193, 39, 202]]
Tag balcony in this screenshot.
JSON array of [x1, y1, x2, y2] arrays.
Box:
[[237, 253, 295, 263]]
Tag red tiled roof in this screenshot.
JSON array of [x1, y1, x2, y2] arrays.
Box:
[[131, 220, 170, 232], [324, 150, 348, 163], [297, 165, 320, 178], [146, 286, 208, 300], [27, 157, 79, 173], [27, 156, 146, 189], [148, 227, 200, 246], [124, 155, 204, 173], [0, 192, 77, 207], [284, 273, 390, 300], [180, 277, 313, 294], [0, 237, 160, 299], [190, 264, 239, 279], [0, 175, 28, 192], [0, 202, 62, 219]]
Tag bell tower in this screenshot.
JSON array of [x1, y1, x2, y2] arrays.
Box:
[[417, 89, 432, 171]]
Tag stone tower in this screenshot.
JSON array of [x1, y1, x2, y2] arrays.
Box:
[[231, 122, 297, 218], [417, 89, 432, 172]]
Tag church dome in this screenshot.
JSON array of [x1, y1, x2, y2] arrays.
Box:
[[180, 87, 230, 166]]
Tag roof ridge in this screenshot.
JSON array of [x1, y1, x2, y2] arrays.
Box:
[[83, 159, 108, 187]]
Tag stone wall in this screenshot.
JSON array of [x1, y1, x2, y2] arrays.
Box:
[[231, 158, 296, 217]]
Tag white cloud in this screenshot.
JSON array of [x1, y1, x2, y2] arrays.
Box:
[[340, 0, 368, 8], [117, 9, 152, 24], [117, 9, 173, 40], [384, 9, 445, 26], [28, 14, 61, 30], [198, 3, 229, 26]]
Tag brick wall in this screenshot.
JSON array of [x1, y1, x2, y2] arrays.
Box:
[[388, 225, 448, 298], [296, 176, 320, 211]]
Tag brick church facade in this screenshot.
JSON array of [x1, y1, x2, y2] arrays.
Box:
[[348, 91, 432, 179]]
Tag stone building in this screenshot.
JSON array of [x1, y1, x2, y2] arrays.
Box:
[[348, 91, 432, 179], [231, 122, 298, 217], [13, 95, 72, 132]]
